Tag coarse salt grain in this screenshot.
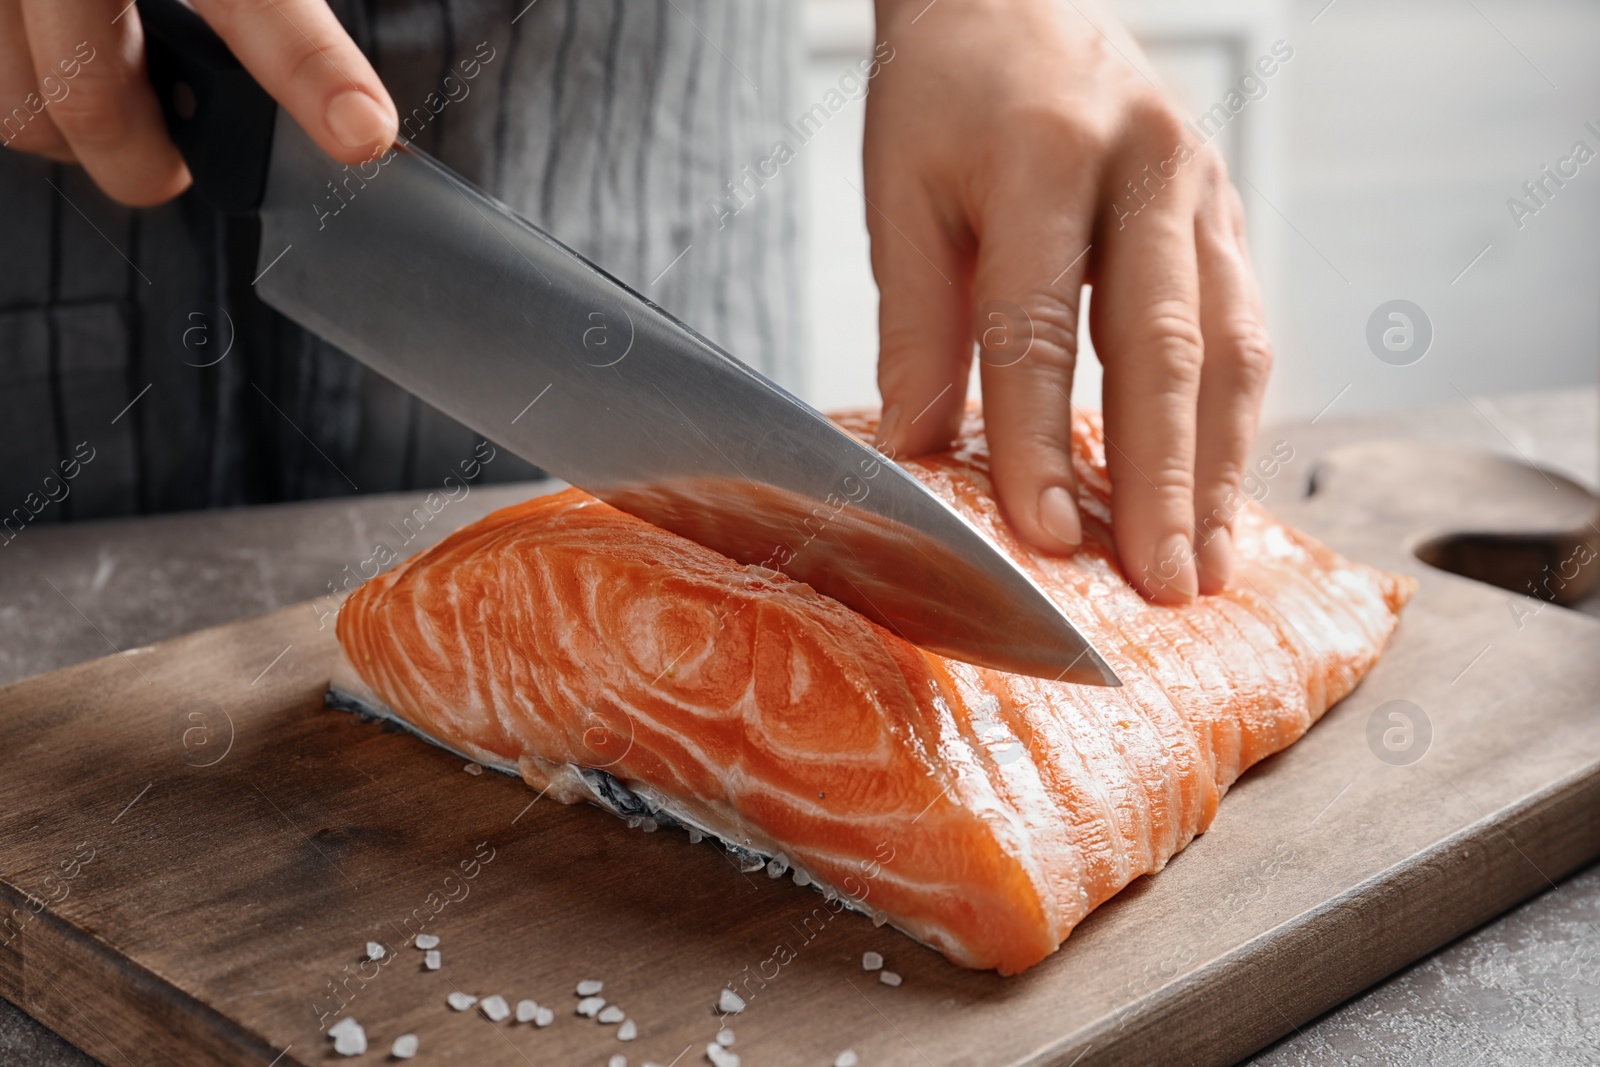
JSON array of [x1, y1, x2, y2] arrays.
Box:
[[577, 995, 607, 1017], [480, 994, 511, 1022], [688, 829, 703, 843], [792, 868, 812, 887], [598, 1005, 626, 1024], [327, 1017, 360, 1039], [766, 853, 789, 878], [618, 1019, 638, 1041], [609, 1056, 628, 1067], [515, 999, 538, 1023], [835, 1051, 859, 1067], [391, 1034, 419, 1060], [414, 934, 439, 950], [331, 1019, 367, 1057], [706, 1042, 740, 1067], [534, 1006, 555, 1027], [463, 762, 483, 775], [861, 952, 883, 972], [447, 992, 478, 1011], [717, 988, 746, 1014], [879, 971, 902, 987], [641, 818, 658, 832], [716, 1030, 735, 1047], [871, 910, 888, 928], [576, 979, 604, 996], [424, 949, 441, 971], [365, 941, 385, 961]]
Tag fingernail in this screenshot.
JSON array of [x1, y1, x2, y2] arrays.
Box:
[[1038, 486, 1082, 548], [326, 90, 393, 151], [873, 404, 904, 454], [1146, 532, 1198, 602], [1196, 525, 1234, 595]]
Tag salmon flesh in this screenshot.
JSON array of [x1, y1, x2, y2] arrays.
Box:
[[332, 409, 1415, 974]]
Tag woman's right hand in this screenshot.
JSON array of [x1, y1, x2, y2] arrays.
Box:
[[0, 0, 396, 205]]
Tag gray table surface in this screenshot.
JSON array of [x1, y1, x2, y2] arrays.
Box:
[[2, 388, 1596, 1066]]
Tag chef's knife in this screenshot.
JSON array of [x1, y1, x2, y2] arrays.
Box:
[[135, 0, 1119, 686]]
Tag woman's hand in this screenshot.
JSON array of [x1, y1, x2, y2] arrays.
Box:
[[0, 0, 396, 205], [867, 0, 1273, 603]]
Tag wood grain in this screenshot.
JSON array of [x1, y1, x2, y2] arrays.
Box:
[[1, 441, 1597, 1067]]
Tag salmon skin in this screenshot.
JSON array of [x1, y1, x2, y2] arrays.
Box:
[[333, 408, 1415, 974]]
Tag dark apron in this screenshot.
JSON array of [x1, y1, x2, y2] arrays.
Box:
[[0, 0, 800, 526]]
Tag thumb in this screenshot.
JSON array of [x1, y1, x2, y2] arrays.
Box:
[[866, 176, 972, 459]]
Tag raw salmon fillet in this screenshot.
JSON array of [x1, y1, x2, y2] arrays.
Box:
[[335, 408, 1414, 974]]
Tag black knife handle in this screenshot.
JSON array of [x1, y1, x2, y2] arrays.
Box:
[[137, 0, 276, 214]]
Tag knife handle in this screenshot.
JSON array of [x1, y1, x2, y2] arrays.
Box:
[[137, 0, 276, 214]]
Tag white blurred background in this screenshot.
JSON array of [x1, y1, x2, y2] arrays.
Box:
[[794, 0, 1600, 423]]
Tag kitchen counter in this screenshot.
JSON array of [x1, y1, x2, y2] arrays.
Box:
[[2, 387, 1595, 1066]]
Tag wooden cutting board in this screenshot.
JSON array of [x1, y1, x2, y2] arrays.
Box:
[[1, 442, 1597, 1067]]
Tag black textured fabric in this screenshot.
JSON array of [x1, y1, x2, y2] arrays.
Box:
[[0, 0, 800, 527]]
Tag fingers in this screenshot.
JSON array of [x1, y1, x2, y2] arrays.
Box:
[[971, 143, 1099, 554], [1091, 116, 1205, 604], [0, 0, 74, 161], [19, 0, 188, 202], [866, 163, 973, 460], [192, 0, 396, 165], [1191, 172, 1272, 594]]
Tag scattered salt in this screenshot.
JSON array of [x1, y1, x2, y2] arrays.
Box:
[[717, 988, 746, 1014], [414, 934, 440, 950], [463, 762, 483, 775], [835, 1051, 859, 1067], [332, 1019, 367, 1057], [534, 1006, 555, 1027], [424, 949, 441, 971], [861, 952, 883, 972], [365, 941, 385, 961], [391, 1034, 419, 1059], [480, 994, 511, 1022], [737, 854, 764, 874], [447, 992, 478, 1011], [627, 816, 643, 829], [576, 979, 604, 996], [327, 1017, 360, 1039], [716, 1030, 735, 1047], [640, 818, 658, 832], [609, 1057, 628, 1067], [766, 853, 789, 878], [598, 1005, 626, 1024], [618, 1019, 638, 1041], [871, 911, 888, 928], [688, 829, 703, 844], [577, 995, 607, 1017], [879, 971, 902, 987], [515, 999, 538, 1023], [792, 868, 812, 887], [706, 1042, 741, 1067]]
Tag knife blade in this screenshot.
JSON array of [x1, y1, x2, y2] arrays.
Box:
[[138, 0, 1119, 685]]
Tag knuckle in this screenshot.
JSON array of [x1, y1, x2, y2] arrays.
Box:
[[1212, 318, 1274, 390], [1015, 294, 1081, 360], [1134, 304, 1206, 372], [1008, 104, 1111, 162], [1027, 304, 1080, 362], [1127, 94, 1190, 150]]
